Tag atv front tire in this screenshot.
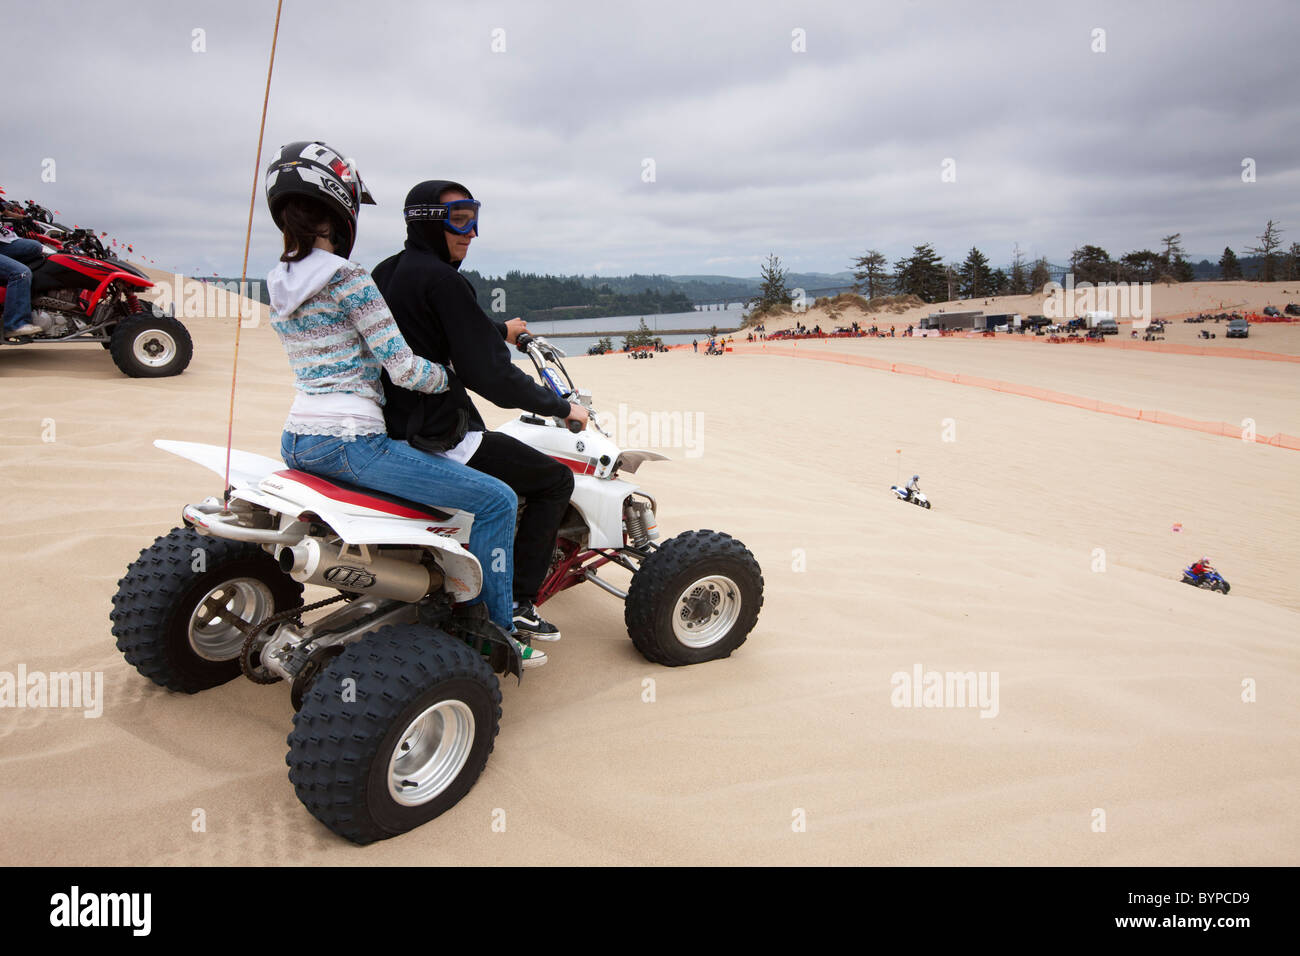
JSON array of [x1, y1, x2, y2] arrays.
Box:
[[110, 527, 304, 692], [109, 311, 193, 377], [625, 529, 764, 666], [287, 624, 501, 844]]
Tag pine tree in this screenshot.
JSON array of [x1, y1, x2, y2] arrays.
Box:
[[1218, 246, 1242, 280], [1029, 258, 1051, 292], [894, 244, 947, 302], [1159, 233, 1184, 269], [1119, 250, 1162, 283], [1009, 244, 1029, 295], [851, 249, 892, 298], [1070, 245, 1114, 284], [1286, 242, 1300, 282], [1247, 220, 1284, 281], [748, 253, 792, 313], [958, 246, 994, 298], [623, 318, 654, 349], [1158, 233, 1193, 282]]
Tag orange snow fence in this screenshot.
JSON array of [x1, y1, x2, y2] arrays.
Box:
[[742, 345, 1300, 451], [1050, 338, 1300, 362], [979, 333, 1300, 363]]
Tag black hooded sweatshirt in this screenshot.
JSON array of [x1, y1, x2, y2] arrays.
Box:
[[372, 179, 570, 451]]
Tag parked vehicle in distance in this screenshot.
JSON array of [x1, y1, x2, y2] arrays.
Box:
[[1262, 306, 1281, 317], [1095, 318, 1119, 334], [1284, 303, 1300, 316], [1226, 318, 1250, 338]]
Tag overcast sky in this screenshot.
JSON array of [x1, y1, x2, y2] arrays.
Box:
[[4, 0, 1297, 280]]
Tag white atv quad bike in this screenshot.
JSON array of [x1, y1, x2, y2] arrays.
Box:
[[890, 483, 931, 509], [110, 333, 763, 844]]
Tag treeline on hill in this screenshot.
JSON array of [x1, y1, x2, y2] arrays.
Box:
[[459, 269, 695, 321], [851, 222, 1297, 304], [746, 221, 1298, 317]]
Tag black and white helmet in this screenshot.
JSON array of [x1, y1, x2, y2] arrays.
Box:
[[265, 141, 374, 257]]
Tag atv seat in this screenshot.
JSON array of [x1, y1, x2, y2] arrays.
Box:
[[275, 469, 456, 522]]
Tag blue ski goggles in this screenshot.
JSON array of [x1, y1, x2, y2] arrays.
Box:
[[404, 198, 480, 235]]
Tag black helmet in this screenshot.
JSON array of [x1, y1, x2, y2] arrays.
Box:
[[265, 140, 374, 258]]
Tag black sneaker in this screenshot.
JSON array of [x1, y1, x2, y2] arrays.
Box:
[[512, 602, 561, 642]]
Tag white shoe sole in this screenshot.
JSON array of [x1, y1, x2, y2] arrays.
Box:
[[509, 636, 549, 667], [519, 629, 561, 643]]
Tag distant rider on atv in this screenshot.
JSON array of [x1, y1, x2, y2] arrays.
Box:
[[1189, 557, 1214, 580], [906, 474, 921, 500]]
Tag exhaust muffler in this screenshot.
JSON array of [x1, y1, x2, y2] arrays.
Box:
[[278, 539, 434, 602]]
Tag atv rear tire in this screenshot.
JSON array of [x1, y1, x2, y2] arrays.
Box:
[[287, 624, 501, 844], [110, 527, 304, 693], [110, 311, 193, 377], [625, 529, 763, 666]]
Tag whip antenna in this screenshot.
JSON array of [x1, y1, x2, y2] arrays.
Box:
[[223, 0, 284, 505]]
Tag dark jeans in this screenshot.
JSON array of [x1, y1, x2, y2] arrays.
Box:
[[1, 238, 43, 331], [467, 430, 574, 603]]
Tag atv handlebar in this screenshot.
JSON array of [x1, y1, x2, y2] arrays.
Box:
[[516, 331, 552, 355], [515, 332, 599, 435]]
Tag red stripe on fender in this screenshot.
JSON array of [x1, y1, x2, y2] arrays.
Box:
[[551, 455, 595, 475], [274, 469, 437, 519]]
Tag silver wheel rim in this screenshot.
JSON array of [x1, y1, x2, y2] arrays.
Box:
[[187, 578, 274, 661], [133, 328, 177, 367], [387, 700, 476, 806], [672, 574, 742, 648]]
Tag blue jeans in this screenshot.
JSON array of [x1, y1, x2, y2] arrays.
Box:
[[1, 238, 42, 331], [281, 431, 518, 630]]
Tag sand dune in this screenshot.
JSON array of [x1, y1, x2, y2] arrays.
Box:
[[763, 280, 1300, 335], [1, 279, 1296, 865]]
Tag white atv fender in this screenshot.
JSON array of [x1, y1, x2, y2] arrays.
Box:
[[155, 440, 483, 602], [495, 418, 667, 549]]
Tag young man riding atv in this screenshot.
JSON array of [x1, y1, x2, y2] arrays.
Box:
[[373, 180, 589, 658]]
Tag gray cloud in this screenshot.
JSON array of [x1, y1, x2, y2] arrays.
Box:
[[3, 0, 1297, 280]]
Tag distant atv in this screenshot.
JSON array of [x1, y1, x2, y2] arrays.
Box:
[[1181, 566, 1229, 594], [890, 484, 931, 509], [0, 214, 191, 377], [110, 333, 763, 843]]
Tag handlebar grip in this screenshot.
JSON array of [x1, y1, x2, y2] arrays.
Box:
[[567, 419, 584, 433], [515, 331, 534, 352]]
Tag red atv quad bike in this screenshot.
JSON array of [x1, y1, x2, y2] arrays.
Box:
[[1, 217, 192, 377]]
